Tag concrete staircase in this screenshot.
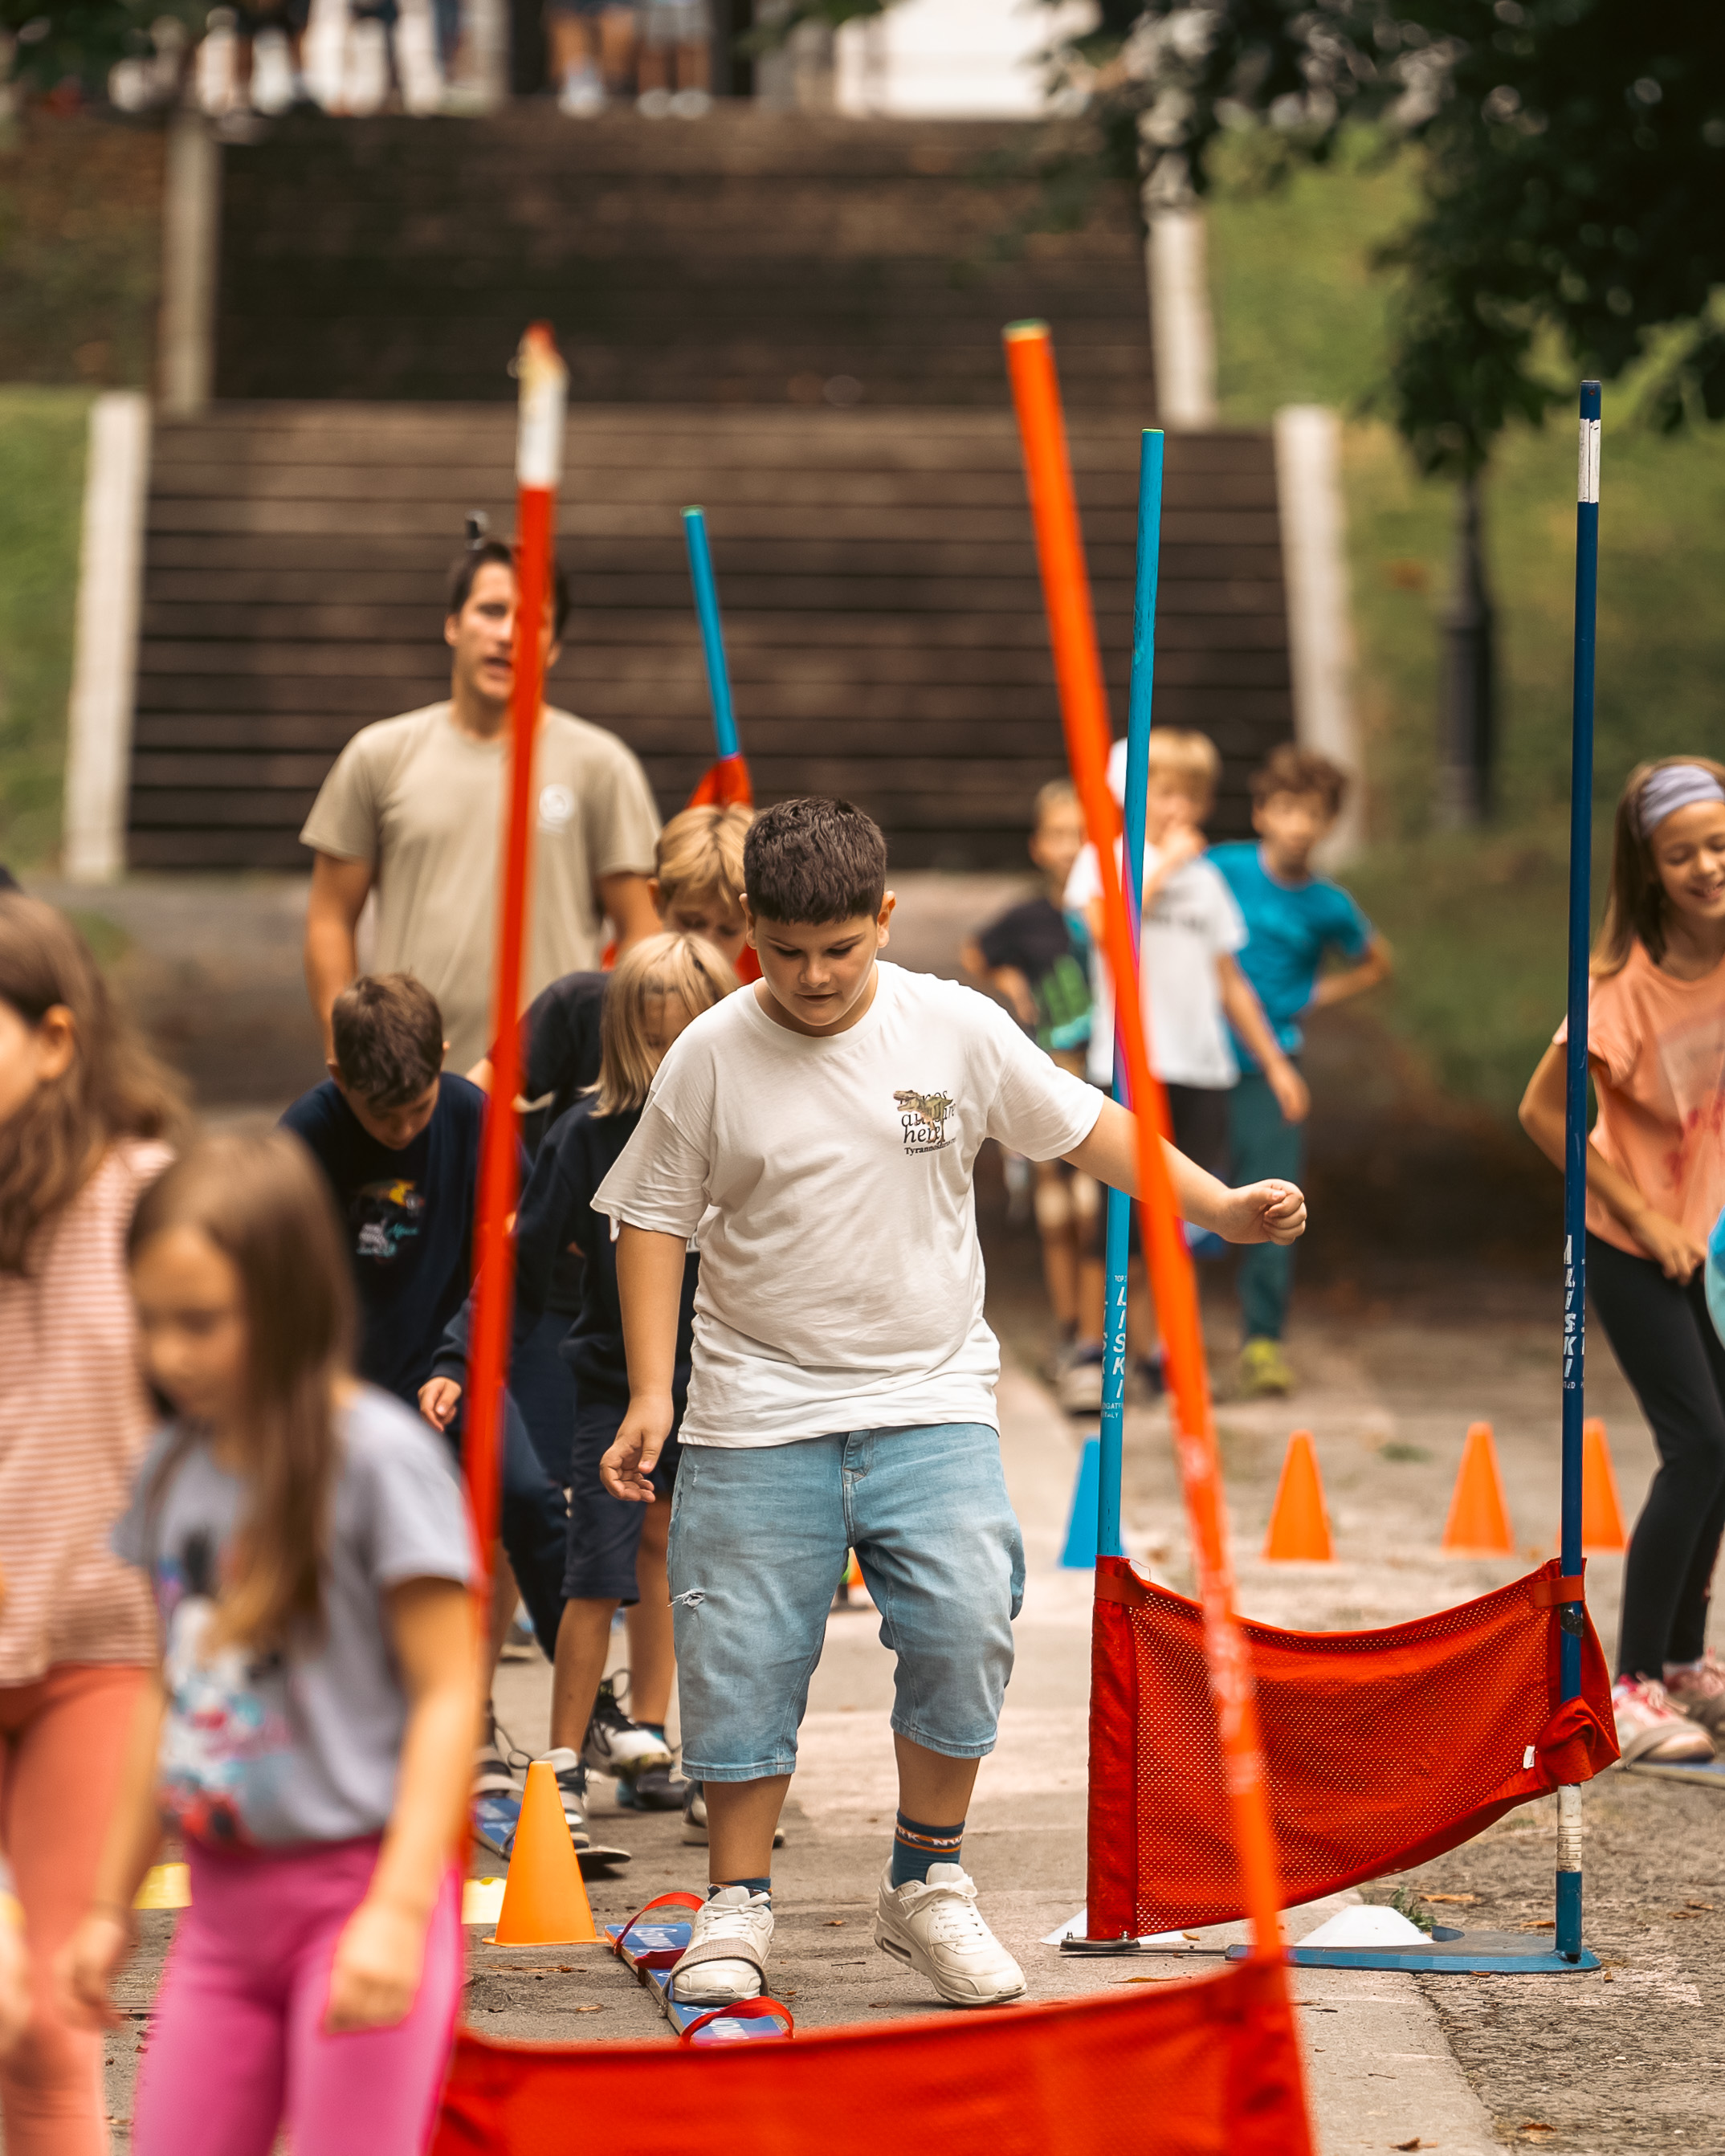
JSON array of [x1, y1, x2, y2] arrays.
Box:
[[128, 112, 1295, 873]]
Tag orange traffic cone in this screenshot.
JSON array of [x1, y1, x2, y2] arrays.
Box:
[[1581, 1416, 1627, 1553], [1262, 1430, 1333, 1562], [1442, 1421, 1515, 1555], [492, 1760, 599, 1946]]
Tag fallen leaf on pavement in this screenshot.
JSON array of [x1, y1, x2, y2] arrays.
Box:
[[1421, 1893, 1478, 1905], [1392, 2139, 1428, 2150]]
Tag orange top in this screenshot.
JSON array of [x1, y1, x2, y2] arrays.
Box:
[[1556, 941, 1725, 1257]]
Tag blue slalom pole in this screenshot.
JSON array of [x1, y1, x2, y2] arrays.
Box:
[[1097, 429, 1164, 1560], [1556, 384, 1600, 1962], [682, 506, 740, 760]]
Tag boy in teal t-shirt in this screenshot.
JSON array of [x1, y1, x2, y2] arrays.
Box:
[[1210, 744, 1393, 1396]]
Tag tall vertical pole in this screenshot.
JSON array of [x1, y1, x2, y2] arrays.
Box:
[[1005, 321, 1291, 1979], [1097, 430, 1164, 1560], [1556, 381, 1600, 1963], [463, 326, 567, 1585]]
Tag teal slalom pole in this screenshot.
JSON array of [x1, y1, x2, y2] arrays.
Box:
[[1097, 429, 1164, 1559], [681, 505, 740, 761]]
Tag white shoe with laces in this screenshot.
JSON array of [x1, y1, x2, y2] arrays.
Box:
[[1612, 1677, 1715, 1764], [669, 1886, 773, 2005], [874, 1864, 1026, 2007], [1662, 1649, 1725, 1734]]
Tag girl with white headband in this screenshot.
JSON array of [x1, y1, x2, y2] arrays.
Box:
[[1521, 756, 1725, 1766]]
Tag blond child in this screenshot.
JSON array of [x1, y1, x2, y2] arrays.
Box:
[[1063, 730, 1305, 1404], [960, 779, 1099, 1353], [422, 933, 739, 1851]]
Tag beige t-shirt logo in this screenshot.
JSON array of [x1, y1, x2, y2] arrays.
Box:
[[895, 1087, 957, 1153]]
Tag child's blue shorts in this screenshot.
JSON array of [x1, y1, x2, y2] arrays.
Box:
[[563, 1400, 681, 1604], [667, 1422, 1025, 1782]]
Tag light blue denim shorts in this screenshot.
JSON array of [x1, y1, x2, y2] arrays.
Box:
[[667, 1423, 1026, 1783]]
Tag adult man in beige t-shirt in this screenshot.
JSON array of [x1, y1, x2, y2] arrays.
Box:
[[301, 540, 662, 1070]]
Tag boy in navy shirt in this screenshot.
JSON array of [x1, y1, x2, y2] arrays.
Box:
[[1210, 745, 1393, 1396], [279, 973, 566, 1657]]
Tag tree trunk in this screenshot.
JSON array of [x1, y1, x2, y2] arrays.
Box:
[[1438, 471, 1496, 826]]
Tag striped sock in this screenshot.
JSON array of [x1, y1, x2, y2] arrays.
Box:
[[890, 1811, 964, 1888]]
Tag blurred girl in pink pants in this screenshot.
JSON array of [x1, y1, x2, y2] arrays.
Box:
[[59, 1132, 479, 2156]]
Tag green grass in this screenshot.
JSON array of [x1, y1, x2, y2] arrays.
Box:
[[0, 387, 92, 870], [1205, 138, 1725, 1119]]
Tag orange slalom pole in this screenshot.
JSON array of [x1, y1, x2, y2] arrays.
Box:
[[1002, 320, 1287, 1964], [463, 324, 568, 1595]]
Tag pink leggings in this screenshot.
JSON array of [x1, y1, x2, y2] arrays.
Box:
[[133, 1836, 462, 2156]]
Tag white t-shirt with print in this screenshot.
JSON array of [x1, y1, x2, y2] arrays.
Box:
[[1066, 841, 1246, 1090], [593, 962, 1103, 1446]]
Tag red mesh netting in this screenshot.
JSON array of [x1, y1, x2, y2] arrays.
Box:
[[1087, 1555, 1619, 1940], [432, 1956, 1310, 2156]]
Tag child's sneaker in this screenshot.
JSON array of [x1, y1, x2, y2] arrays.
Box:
[[1612, 1678, 1715, 1764], [535, 1746, 596, 1848], [875, 1865, 1026, 2006], [616, 1759, 691, 1812], [558, 63, 605, 116], [1055, 1340, 1103, 1415], [669, 1886, 773, 2005], [1238, 1337, 1294, 1397], [681, 1782, 785, 1847], [581, 1675, 674, 1779], [471, 1736, 524, 1861], [1663, 1650, 1725, 1734]]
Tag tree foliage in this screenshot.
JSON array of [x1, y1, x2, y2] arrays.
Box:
[[2, 1, 204, 100], [1064, 3, 1725, 472]]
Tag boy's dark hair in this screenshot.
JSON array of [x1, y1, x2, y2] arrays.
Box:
[[1250, 742, 1349, 819], [447, 536, 572, 640], [330, 974, 444, 1107], [744, 797, 888, 924]]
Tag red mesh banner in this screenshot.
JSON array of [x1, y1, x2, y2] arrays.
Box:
[[1088, 1555, 1619, 1940], [432, 1957, 1310, 2156]]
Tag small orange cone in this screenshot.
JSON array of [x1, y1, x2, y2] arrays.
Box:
[[1442, 1421, 1515, 1555], [492, 1760, 599, 1946], [1262, 1430, 1333, 1562], [1581, 1416, 1627, 1553]]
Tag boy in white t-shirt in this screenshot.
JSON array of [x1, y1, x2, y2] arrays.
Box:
[[593, 797, 1305, 2012], [1062, 731, 1307, 1398]]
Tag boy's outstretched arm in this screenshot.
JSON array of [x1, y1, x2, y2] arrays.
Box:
[[1064, 1098, 1307, 1246], [1310, 931, 1393, 1011], [602, 1224, 687, 1502]]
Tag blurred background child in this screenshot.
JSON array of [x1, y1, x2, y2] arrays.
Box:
[[0, 895, 183, 2156], [1064, 731, 1303, 1409], [61, 1134, 477, 2156], [634, 0, 711, 114], [424, 931, 738, 1854], [961, 779, 1099, 1369], [1211, 745, 1389, 1397]]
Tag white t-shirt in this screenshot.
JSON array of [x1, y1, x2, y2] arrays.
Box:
[[593, 962, 1103, 1446], [1066, 840, 1246, 1089]]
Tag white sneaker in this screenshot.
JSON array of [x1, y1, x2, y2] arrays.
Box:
[[669, 87, 711, 117], [636, 86, 672, 117], [1613, 1678, 1715, 1764], [669, 1885, 773, 2005], [581, 1675, 673, 1779], [558, 63, 604, 116], [874, 1864, 1026, 2007]]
